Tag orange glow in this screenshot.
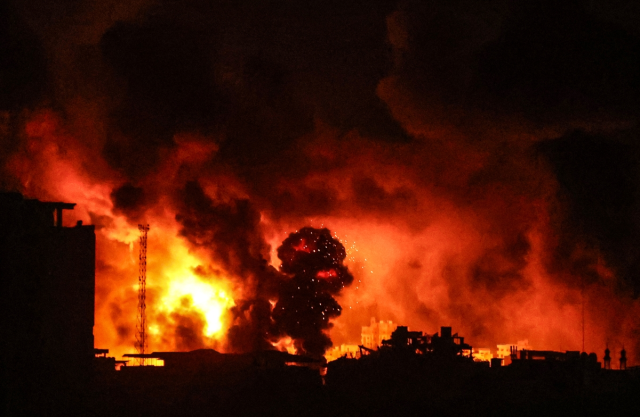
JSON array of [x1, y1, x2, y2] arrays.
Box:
[[292, 238, 312, 253], [8, 110, 240, 359], [272, 337, 297, 354], [8, 108, 640, 365], [317, 269, 337, 279]]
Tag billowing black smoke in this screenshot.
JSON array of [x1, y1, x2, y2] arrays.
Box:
[[272, 227, 354, 356], [227, 227, 354, 357], [226, 228, 355, 357], [173, 181, 352, 356]]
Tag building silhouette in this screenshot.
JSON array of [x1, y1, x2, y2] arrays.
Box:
[[376, 325, 473, 359], [0, 193, 95, 415], [604, 346, 611, 370], [361, 317, 397, 350], [620, 347, 627, 370]]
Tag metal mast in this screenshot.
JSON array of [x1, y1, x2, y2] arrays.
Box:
[[582, 274, 585, 353], [135, 224, 149, 365]]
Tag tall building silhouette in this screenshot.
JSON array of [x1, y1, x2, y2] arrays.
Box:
[[620, 347, 627, 370], [0, 193, 95, 415]]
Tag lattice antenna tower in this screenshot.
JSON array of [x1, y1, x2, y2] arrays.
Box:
[[135, 224, 149, 366]]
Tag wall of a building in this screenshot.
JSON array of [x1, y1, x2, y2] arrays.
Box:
[[0, 193, 95, 415]]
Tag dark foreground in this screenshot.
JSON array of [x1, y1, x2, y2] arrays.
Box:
[[6, 356, 639, 417]]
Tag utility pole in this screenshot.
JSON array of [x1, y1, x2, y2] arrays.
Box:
[[136, 224, 149, 365]]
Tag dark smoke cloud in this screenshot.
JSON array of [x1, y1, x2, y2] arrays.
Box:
[[391, 0, 640, 129], [3, 0, 640, 358], [471, 231, 531, 297], [538, 130, 640, 294], [273, 227, 354, 356], [110, 182, 148, 220], [172, 181, 280, 350], [475, 1, 640, 122], [0, 2, 48, 112], [0, 1, 49, 189], [92, 0, 405, 182], [156, 297, 211, 352], [173, 182, 353, 355], [226, 299, 274, 352], [100, 13, 226, 179], [351, 176, 417, 216], [174, 180, 271, 280], [90, 0, 640, 316], [267, 185, 337, 222], [170, 308, 208, 352]]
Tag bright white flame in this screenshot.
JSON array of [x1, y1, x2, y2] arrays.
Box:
[[160, 275, 234, 337]]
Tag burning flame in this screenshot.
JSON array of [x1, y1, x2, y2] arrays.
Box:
[[160, 275, 233, 337], [7, 110, 244, 358], [7, 108, 640, 363], [130, 219, 238, 354], [146, 227, 235, 339], [272, 336, 297, 355]]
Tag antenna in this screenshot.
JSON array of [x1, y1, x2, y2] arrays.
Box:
[[581, 273, 585, 352], [135, 224, 149, 365]]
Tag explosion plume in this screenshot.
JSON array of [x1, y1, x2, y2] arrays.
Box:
[[273, 227, 354, 356], [226, 226, 354, 357]]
